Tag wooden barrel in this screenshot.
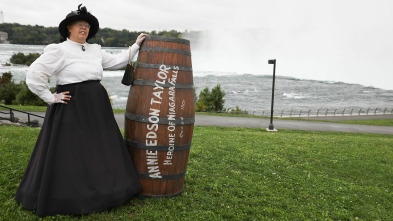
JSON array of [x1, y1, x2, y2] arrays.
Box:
[[124, 35, 194, 198]]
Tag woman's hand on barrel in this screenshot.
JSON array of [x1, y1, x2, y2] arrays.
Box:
[[136, 33, 147, 46], [53, 91, 71, 104]]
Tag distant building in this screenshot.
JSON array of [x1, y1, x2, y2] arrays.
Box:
[[0, 31, 9, 43]]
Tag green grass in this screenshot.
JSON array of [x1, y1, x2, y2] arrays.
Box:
[[0, 105, 48, 112], [327, 119, 393, 126], [113, 108, 126, 114], [1, 125, 392, 220]]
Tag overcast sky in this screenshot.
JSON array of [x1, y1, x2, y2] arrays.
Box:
[[2, 0, 393, 90]]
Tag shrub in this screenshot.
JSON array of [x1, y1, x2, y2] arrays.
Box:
[[211, 84, 225, 112], [16, 81, 51, 106], [0, 72, 53, 106], [228, 106, 249, 115], [10, 52, 41, 66], [0, 72, 12, 84], [0, 72, 22, 105], [195, 84, 226, 112], [195, 87, 212, 112]]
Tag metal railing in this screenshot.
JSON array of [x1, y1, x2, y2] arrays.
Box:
[[256, 107, 393, 118], [0, 105, 44, 126], [227, 107, 393, 118]]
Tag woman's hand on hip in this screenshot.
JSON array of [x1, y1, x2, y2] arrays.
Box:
[[54, 91, 71, 104]]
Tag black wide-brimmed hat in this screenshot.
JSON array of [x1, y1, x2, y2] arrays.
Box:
[[58, 4, 99, 40]]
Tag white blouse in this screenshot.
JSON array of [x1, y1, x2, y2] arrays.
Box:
[[26, 38, 140, 104]]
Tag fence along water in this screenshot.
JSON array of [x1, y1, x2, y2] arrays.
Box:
[[235, 107, 393, 118]]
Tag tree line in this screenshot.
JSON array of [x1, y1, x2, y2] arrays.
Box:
[[0, 23, 182, 47]]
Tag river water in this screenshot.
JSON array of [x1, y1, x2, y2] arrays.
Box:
[[1, 43, 392, 113]]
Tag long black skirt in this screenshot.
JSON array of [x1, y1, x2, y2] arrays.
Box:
[[15, 80, 141, 216]]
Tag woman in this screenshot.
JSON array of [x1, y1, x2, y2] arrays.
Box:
[[15, 4, 145, 216]]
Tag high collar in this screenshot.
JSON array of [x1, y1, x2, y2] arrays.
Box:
[[66, 38, 88, 46]]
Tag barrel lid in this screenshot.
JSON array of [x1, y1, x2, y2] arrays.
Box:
[[144, 35, 190, 45]]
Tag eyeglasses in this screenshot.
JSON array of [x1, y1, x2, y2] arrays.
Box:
[[75, 22, 91, 29]]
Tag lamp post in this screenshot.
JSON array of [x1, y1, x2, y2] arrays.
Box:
[[267, 59, 277, 132]]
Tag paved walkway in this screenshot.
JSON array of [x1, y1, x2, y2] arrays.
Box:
[[5, 112, 393, 135]]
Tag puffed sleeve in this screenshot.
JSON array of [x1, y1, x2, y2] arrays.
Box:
[[101, 43, 140, 70], [26, 44, 63, 104]]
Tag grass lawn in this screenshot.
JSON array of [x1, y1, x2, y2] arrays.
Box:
[[1, 125, 392, 220], [327, 119, 393, 126], [0, 105, 48, 113]]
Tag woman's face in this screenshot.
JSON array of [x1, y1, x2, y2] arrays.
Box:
[[67, 20, 90, 43]]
